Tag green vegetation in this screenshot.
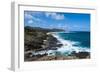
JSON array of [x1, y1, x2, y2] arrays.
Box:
[[24, 26, 64, 61]]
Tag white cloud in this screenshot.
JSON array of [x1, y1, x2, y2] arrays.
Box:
[[45, 12, 64, 20], [25, 13, 41, 21], [28, 20, 33, 24], [25, 13, 44, 24], [24, 13, 33, 19], [32, 17, 41, 22]]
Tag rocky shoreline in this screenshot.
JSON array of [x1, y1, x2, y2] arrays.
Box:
[[25, 51, 90, 61], [24, 26, 90, 61]]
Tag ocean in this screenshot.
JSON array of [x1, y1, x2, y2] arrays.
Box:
[[32, 31, 90, 56], [47, 31, 90, 56], [58, 31, 90, 48]]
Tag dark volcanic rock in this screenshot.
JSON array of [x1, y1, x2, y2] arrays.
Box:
[[76, 52, 90, 58], [24, 26, 64, 61], [45, 34, 63, 48], [24, 52, 32, 59], [71, 51, 90, 59]]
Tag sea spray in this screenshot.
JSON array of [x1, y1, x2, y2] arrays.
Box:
[[32, 32, 90, 56], [52, 32, 90, 55]]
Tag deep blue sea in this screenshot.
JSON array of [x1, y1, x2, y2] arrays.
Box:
[[49, 31, 90, 56], [32, 31, 90, 56], [58, 31, 90, 48]]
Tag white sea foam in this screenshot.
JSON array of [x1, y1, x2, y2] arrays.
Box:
[[32, 50, 47, 55], [32, 33, 90, 56], [52, 33, 90, 54]]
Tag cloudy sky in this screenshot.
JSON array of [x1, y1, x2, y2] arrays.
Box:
[[24, 11, 90, 31]]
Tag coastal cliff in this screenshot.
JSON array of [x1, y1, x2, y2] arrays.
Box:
[[24, 26, 90, 61], [24, 26, 64, 61]]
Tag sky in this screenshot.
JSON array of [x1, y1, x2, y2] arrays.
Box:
[[24, 11, 90, 31]]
